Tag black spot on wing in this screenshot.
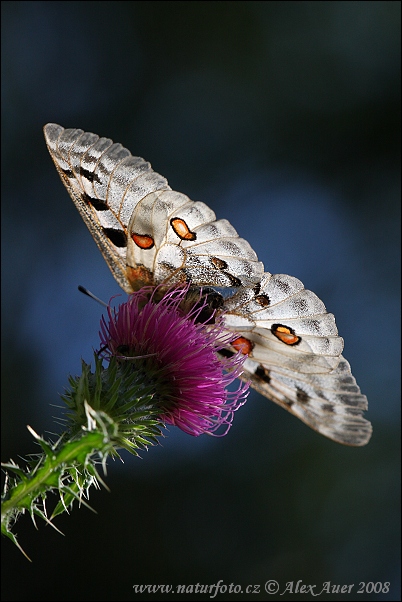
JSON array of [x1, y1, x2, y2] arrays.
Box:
[[80, 167, 102, 184], [211, 257, 228, 270], [61, 168, 75, 179], [296, 387, 310, 404], [255, 365, 271, 384], [83, 193, 109, 211], [103, 228, 127, 248], [219, 348, 236, 359], [226, 273, 242, 287], [255, 294, 270, 307]]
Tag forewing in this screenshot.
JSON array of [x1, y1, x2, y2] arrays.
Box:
[[44, 123, 263, 292], [43, 123, 170, 293]]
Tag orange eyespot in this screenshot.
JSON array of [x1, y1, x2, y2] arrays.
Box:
[[271, 324, 301, 346], [231, 336, 254, 356], [170, 218, 196, 241], [132, 233, 154, 249]]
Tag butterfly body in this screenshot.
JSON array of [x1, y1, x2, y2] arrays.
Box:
[[44, 123, 372, 446]]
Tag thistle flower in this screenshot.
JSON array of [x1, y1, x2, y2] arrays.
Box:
[[2, 286, 249, 551], [99, 285, 249, 436]]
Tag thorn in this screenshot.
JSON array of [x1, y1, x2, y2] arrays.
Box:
[[7, 532, 32, 562], [26, 425, 40, 439]]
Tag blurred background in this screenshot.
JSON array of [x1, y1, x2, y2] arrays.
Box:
[[1, 2, 400, 600]]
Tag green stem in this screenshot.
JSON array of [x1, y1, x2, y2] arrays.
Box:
[[1, 356, 163, 554], [1, 430, 107, 522]]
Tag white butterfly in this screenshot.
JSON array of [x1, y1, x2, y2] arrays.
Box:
[[44, 123, 372, 446]]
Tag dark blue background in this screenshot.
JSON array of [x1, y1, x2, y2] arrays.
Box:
[[1, 2, 400, 600]]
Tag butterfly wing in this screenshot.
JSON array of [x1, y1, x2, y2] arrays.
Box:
[[220, 273, 372, 446], [44, 123, 263, 293], [44, 123, 371, 445], [243, 355, 371, 446]]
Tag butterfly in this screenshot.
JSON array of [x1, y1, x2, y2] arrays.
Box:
[[44, 123, 372, 446]]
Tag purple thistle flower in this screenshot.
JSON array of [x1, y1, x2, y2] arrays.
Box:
[[99, 285, 249, 436]]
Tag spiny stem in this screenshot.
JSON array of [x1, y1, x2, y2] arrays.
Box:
[[1, 429, 108, 522], [2, 357, 164, 554]]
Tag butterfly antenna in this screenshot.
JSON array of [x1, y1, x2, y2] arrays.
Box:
[[78, 285, 109, 308]]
